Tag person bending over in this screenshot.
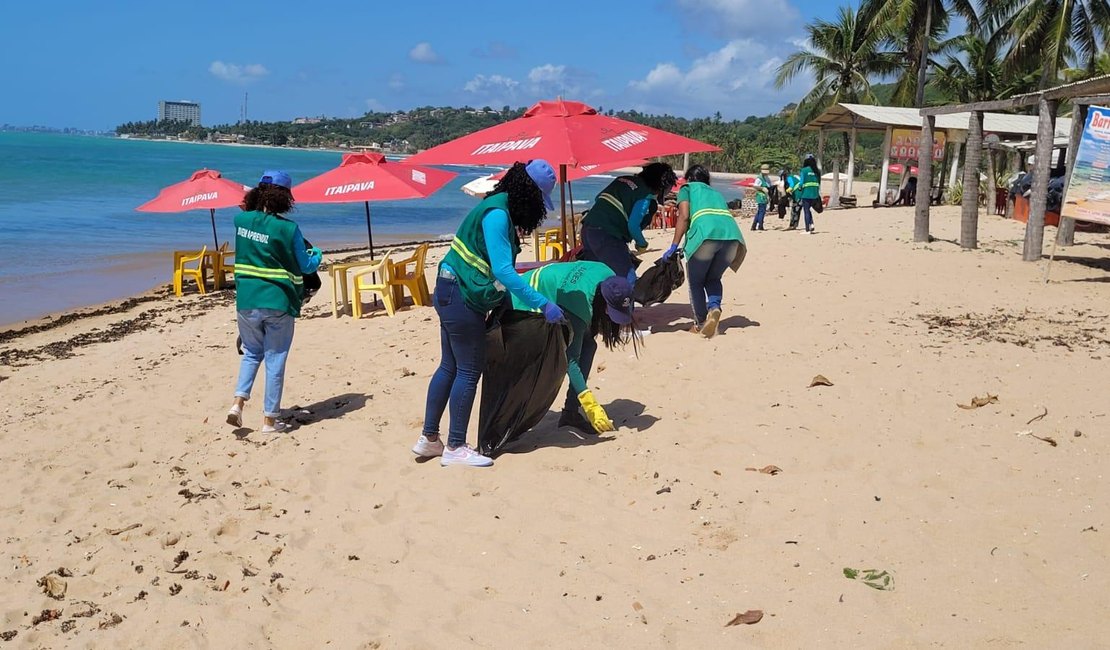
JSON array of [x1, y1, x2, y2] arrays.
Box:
[[511, 260, 640, 435], [580, 162, 678, 284], [661, 165, 746, 338]]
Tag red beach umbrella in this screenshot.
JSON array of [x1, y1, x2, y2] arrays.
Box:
[[292, 152, 457, 256], [732, 177, 758, 187], [406, 99, 719, 245], [136, 169, 248, 249]]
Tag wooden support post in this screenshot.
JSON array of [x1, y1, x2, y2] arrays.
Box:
[[846, 126, 857, 197], [1023, 98, 1058, 262], [914, 115, 935, 242], [1056, 103, 1087, 247], [960, 110, 984, 249], [878, 126, 893, 204], [817, 130, 825, 171]]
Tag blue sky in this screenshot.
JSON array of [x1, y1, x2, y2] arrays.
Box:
[[1, 0, 847, 130]]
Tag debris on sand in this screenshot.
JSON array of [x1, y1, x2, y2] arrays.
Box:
[[916, 309, 1110, 352], [32, 609, 61, 626], [957, 393, 998, 410], [725, 610, 764, 626], [37, 573, 67, 600], [808, 375, 833, 388], [745, 465, 782, 475], [843, 567, 895, 590], [1025, 406, 1049, 425], [97, 613, 124, 630]]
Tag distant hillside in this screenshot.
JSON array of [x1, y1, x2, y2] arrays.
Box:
[[116, 100, 896, 176]]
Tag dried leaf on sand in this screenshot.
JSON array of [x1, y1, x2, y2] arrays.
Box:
[[808, 375, 833, 388], [725, 610, 764, 626], [957, 393, 998, 409], [37, 574, 67, 600]]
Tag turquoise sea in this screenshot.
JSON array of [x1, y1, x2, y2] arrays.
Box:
[[0, 132, 743, 326]]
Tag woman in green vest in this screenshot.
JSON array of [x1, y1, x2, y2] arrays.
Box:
[[797, 154, 821, 233], [661, 164, 746, 339], [225, 171, 322, 434], [511, 260, 638, 434], [414, 160, 562, 468], [580, 162, 678, 284]]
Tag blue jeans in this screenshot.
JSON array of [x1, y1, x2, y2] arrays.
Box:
[[687, 239, 740, 325], [801, 198, 816, 231], [581, 226, 637, 285], [423, 275, 488, 448], [235, 308, 295, 418], [753, 203, 767, 229]]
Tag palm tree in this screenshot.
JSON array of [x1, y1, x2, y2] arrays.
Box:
[[774, 5, 902, 126], [988, 0, 1110, 89], [860, 0, 979, 107]]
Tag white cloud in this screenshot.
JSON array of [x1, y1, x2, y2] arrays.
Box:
[[673, 0, 799, 37], [463, 74, 519, 94], [463, 65, 598, 107], [627, 39, 803, 118], [409, 42, 442, 64], [208, 61, 269, 84]]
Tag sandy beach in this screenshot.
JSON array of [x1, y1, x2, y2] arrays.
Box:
[[2, 205, 1109, 647]]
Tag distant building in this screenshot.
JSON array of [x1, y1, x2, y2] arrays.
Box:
[[158, 100, 201, 126], [292, 116, 323, 125]]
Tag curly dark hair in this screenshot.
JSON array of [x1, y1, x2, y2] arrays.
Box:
[[490, 162, 547, 234], [590, 290, 642, 355], [243, 183, 294, 215], [638, 162, 678, 197], [684, 164, 711, 185]]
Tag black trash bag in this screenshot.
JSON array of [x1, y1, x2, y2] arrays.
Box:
[[477, 310, 570, 456], [633, 254, 685, 306]]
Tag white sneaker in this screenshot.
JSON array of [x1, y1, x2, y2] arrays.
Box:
[[440, 445, 493, 467], [412, 435, 445, 457], [807, 228, 816, 235], [260, 421, 288, 434], [226, 404, 243, 428]]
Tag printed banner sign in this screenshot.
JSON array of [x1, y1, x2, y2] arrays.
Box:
[[890, 129, 946, 161], [1061, 105, 1110, 225]]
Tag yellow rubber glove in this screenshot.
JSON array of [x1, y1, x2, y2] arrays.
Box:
[[635, 245, 649, 255], [578, 390, 615, 433]]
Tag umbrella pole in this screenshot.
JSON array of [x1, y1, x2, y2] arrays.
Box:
[[210, 208, 219, 250], [567, 181, 576, 249], [559, 164, 568, 253], [365, 201, 378, 308]]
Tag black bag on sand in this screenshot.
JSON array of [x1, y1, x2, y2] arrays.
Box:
[[477, 311, 570, 456], [633, 254, 685, 306]]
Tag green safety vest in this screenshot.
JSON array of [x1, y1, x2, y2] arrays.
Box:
[[799, 166, 821, 200], [233, 211, 304, 316], [441, 192, 519, 313], [677, 182, 745, 261], [582, 175, 654, 242], [510, 260, 615, 323]]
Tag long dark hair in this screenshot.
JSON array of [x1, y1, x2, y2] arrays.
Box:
[[243, 184, 294, 215], [639, 162, 678, 198], [490, 161, 547, 234], [803, 155, 821, 178], [684, 164, 711, 185], [590, 290, 642, 355]]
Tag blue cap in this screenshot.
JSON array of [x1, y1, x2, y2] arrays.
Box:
[[600, 276, 634, 325], [259, 170, 292, 189], [525, 159, 557, 210]]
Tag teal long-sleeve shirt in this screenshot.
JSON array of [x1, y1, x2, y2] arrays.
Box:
[[482, 208, 548, 310]]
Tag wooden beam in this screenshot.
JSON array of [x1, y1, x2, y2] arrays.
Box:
[[1056, 103, 1088, 247], [920, 96, 1036, 116], [914, 115, 935, 242], [1067, 95, 1110, 106], [1023, 98, 1058, 261]]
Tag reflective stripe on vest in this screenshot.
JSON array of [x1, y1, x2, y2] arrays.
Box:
[[450, 236, 492, 277], [691, 207, 733, 223], [597, 192, 627, 217], [523, 266, 548, 313], [235, 263, 303, 285]]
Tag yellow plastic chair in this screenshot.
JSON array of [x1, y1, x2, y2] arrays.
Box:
[[539, 228, 564, 261], [214, 242, 235, 289], [351, 250, 396, 318], [388, 243, 431, 307], [173, 246, 208, 296]]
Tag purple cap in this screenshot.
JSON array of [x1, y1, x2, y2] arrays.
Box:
[[600, 276, 634, 325], [259, 170, 292, 189], [525, 159, 557, 210]]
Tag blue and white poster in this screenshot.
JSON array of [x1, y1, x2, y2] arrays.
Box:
[[1062, 105, 1110, 225]]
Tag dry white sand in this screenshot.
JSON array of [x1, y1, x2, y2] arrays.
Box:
[[1, 205, 1108, 647]]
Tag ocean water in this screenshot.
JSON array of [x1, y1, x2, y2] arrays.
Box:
[[0, 132, 742, 326]]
